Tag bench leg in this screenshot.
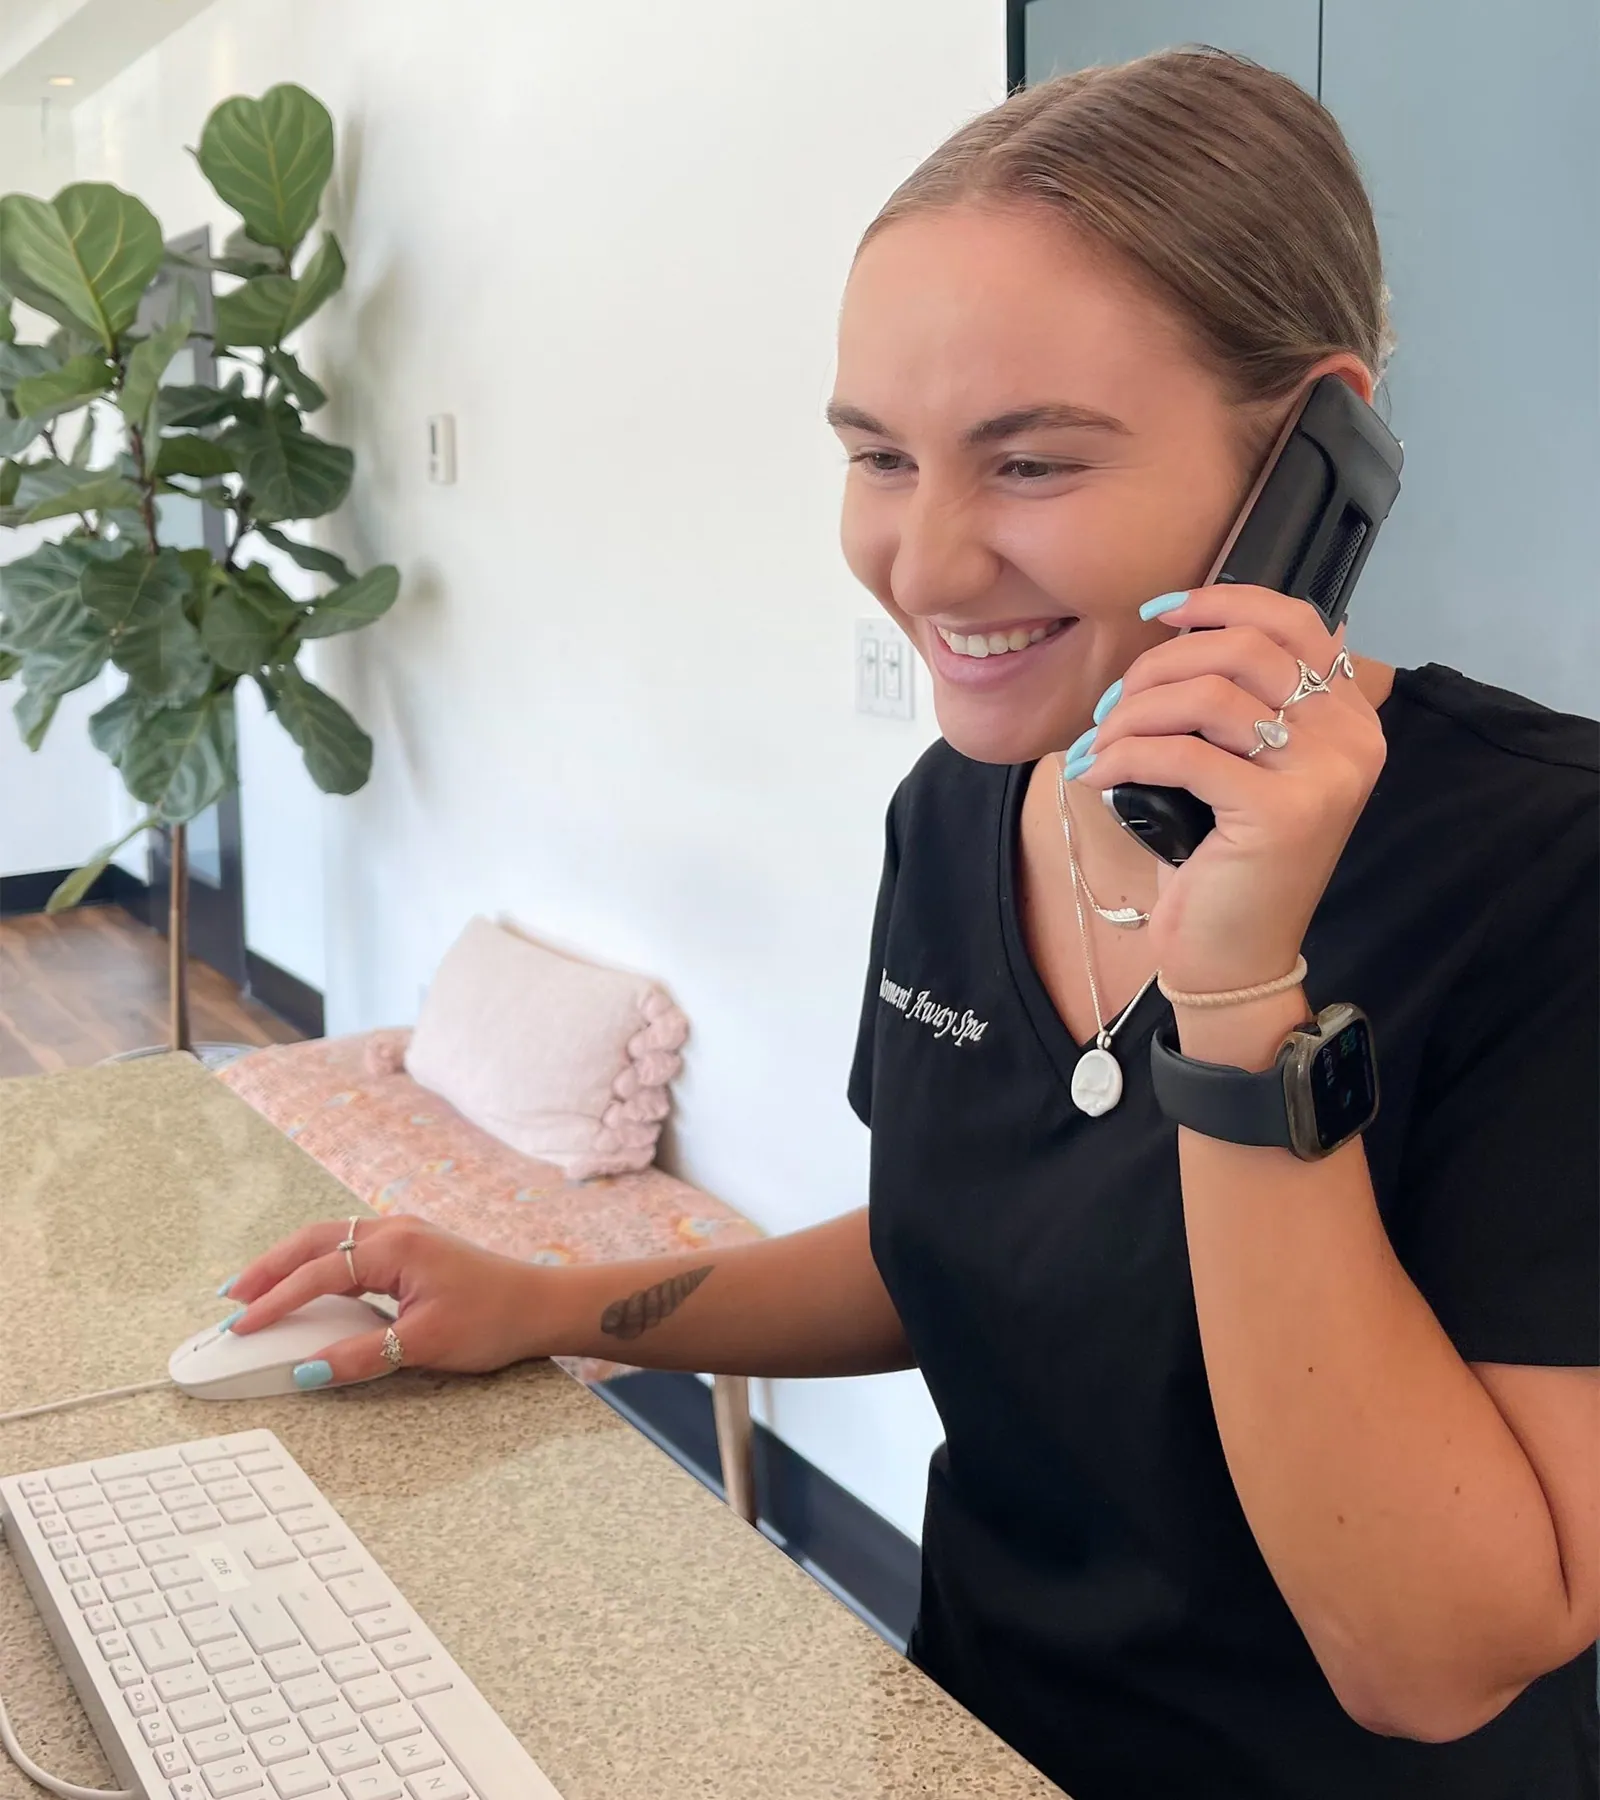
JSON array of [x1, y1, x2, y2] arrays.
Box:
[[711, 1373, 756, 1524]]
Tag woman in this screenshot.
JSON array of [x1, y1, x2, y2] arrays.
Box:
[[224, 49, 1598, 1800]]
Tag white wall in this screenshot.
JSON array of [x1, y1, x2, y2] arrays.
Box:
[[69, 0, 1007, 1538]]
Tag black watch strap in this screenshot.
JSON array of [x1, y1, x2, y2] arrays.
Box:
[[1149, 1016, 1300, 1148]]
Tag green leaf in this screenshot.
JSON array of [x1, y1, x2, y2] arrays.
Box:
[[44, 813, 158, 913], [261, 346, 326, 412], [219, 224, 287, 273], [66, 406, 96, 467], [19, 617, 110, 698], [202, 564, 300, 672], [254, 523, 351, 583], [222, 407, 352, 522], [88, 687, 157, 762], [283, 233, 345, 335], [0, 295, 13, 344], [14, 683, 59, 750], [11, 349, 114, 422], [272, 661, 369, 793], [155, 434, 237, 479], [14, 458, 84, 510], [81, 547, 213, 702], [0, 537, 99, 648], [158, 376, 251, 429], [298, 564, 399, 639], [0, 458, 19, 506], [120, 289, 197, 445], [0, 648, 22, 682], [120, 691, 236, 822], [0, 341, 58, 398], [0, 185, 165, 350], [0, 409, 41, 456], [214, 273, 296, 348], [22, 472, 142, 524], [196, 85, 334, 255]]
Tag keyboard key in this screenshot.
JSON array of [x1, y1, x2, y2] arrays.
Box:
[[16, 1476, 47, 1497], [99, 1632, 132, 1661], [181, 1440, 236, 1465], [50, 1538, 81, 1559], [277, 1509, 326, 1539], [29, 1495, 59, 1516], [269, 1757, 331, 1797], [157, 1558, 207, 1591], [102, 1476, 153, 1501], [206, 1478, 253, 1504], [83, 1603, 118, 1634], [310, 1553, 364, 1583], [131, 1619, 196, 1672], [362, 1706, 419, 1746], [103, 1569, 156, 1602], [201, 1639, 258, 1676], [155, 1663, 213, 1703], [354, 1611, 407, 1644], [233, 1693, 291, 1733], [403, 1771, 467, 1800], [116, 1593, 169, 1627], [165, 1490, 205, 1513], [93, 1449, 181, 1480], [294, 1530, 346, 1559], [39, 1517, 72, 1539], [199, 1755, 263, 1797], [324, 1649, 378, 1684], [192, 1460, 239, 1484], [185, 1722, 246, 1764], [90, 1546, 142, 1577], [71, 1581, 104, 1607], [340, 1771, 402, 1799], [115, 1494, 165, 1522], [282, 1672, 341, 1712], [132, 1517, 180, 1545], [384, 1736, 443, 1776], [282, 1585, 359, 1654], [80, 1526, 130, 1553], [326, 1575, 388, 1617], [124, 1683, 159, 1717], [170, 1583, 220, 1614], [183, 1606, 238, 1646], [243, 1530, 300, 1571], [141, 1714, 175, 1746], [237, 1451, 284, 1476], [62, 1557, 93, 1583], [46, 1466, 94, 1492], [62, 1503, 115, 1530], [176, 1506, 224, 1535], [264, 1645, 321, 1683], [170, 1777, 206, 1799], [108, 1656, 144, 1687], [392, 1667, 450, 1702], [252, 1473, 312, 1514], [155, 1745, 192, 1778], [171, 1694, 227, 1732], [299, 1702, 357, 1744], [342, 1676, 400, 1714], [217, 1665, 273, 1705], [233, 1596, 300, 1654], [319, 1734, 379, 1776], [219, 1497, 269, 1525], [251, 1721, 312, 1766], [153, 1468, 200, 1493]]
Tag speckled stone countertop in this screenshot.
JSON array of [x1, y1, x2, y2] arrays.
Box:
[[0, 1054, 1063, 1798]]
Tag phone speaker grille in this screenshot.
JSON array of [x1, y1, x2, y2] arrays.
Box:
[[1307, 507, 1368, 614]]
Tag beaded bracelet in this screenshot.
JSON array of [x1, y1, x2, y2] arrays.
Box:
[[1157, 953, 1308, 1010]]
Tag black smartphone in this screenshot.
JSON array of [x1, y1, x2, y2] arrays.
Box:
[[1104, 375, 1404, 866]]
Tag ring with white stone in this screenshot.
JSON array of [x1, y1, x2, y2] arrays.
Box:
[[381, 1326, 404, 1371], [336, 1216, 360, 1288], [1245, 709, 1290, 758]]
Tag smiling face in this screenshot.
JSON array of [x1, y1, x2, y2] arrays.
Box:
[[830, 202, 1271, 765]]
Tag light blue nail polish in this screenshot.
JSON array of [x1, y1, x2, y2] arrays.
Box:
[[1063, 751, 1097, 781], [216, 1275, 237, 1298], [1064, 725, 1097, 763], [218, 1307, 245, 1333], [293, 1361, 333, 1391], [1092, 679, 1123, 724], [1139, 589, 1189, 621]]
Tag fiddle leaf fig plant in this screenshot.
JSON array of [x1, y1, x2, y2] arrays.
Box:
[[0, 82, 395, 925]]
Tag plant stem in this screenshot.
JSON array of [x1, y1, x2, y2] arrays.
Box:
[[168, 819, 192, 1054], [127, 423, 162, 555]]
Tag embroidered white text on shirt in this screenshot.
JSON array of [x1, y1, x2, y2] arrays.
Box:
[[879, 969, 990, 1048]]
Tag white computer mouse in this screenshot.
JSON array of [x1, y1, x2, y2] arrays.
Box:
[[169, 1294, 394, 1399]]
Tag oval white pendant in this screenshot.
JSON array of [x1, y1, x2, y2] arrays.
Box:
[[1070, 1045, 1124, 1117]]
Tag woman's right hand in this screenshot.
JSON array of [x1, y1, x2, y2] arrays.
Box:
[[223, 1214, 559, 1385]]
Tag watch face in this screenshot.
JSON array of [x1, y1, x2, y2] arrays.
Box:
[[1309, 1019, 1377, 1150]]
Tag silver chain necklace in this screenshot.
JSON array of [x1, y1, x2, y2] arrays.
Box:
[[1054, 757, 1151, 928], [1057, 755, 1160, 1117]]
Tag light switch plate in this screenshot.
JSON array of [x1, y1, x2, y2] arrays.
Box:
[[856, 618, 915, 719], [426, 414, 456, 484]]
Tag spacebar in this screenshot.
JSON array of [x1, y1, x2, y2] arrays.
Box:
[[413, 1688, 565, 1799]]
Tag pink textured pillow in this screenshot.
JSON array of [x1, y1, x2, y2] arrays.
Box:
[[404, 917, 688, 1179]]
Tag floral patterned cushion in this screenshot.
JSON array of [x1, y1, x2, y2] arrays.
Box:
[[215, 1029, 762, 1383]]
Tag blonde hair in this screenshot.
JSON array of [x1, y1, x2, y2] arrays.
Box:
[[859, 47, 1394, 426]]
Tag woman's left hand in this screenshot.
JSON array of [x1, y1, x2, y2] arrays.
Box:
[[1074, 584, 1387, 993]]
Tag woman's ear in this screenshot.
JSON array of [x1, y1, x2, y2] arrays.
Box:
[[1304, 352, 1377, 407]]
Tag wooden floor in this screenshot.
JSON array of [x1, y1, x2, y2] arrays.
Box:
[[0, 904, 303, 1078]]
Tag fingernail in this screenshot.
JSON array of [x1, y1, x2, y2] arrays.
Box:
[[218, 1307, 246, 1333], [1092, 679, 1123, 725], [1139, 589, 1188, 621], [293, 1361, 333, 1391], [216, 1275, 237, 1298], [1064, 725, 1097, 763], [1063, 751, 1097, 782]]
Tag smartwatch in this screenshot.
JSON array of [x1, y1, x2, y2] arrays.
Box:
[[1149, 1002, 1380, 1161]]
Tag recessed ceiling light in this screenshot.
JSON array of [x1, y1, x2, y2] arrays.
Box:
[[48, 75, 75, 87]]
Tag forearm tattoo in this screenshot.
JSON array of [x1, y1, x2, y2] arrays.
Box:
[[599, 1265, 714, 1341]]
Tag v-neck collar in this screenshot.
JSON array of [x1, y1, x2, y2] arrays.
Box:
[[995, 757, 1168, 1093]]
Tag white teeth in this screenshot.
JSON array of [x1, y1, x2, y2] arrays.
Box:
[[937, 619, 1069, 659]]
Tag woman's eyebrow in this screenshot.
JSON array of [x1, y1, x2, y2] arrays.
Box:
[[825, 400, 1130, 442]]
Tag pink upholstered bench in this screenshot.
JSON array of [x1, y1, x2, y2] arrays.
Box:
[[215, 1028, 763, 1518]]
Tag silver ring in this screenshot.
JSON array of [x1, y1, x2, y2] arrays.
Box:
[[381, 1326, 404, 1371], [1280, 649, 1356, 710], [1245, 708, 1290, 759], [336, 1216, 360, 1289]]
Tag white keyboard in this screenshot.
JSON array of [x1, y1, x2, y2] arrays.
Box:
[[0, 1429, 562, 1800]]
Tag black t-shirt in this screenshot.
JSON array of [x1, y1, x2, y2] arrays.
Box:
[[849, 663, 1599, 1800]]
